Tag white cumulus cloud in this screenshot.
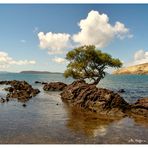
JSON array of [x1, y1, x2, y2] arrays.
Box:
[[124, 49, 148, 67], [52, 56, 67, 64], [0, 51, 36, 69], [38, 10, 132, 55], [38, 32, 71, 54], [133, 49, 148, 65], [72, 10, 131, 48]]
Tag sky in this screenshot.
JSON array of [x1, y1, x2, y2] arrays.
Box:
[[0, 4, 148, 73]]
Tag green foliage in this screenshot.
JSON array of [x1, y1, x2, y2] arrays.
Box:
[[64, 45, 122, 85]]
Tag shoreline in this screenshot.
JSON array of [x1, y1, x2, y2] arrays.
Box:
[[0, 77, 147, 144]]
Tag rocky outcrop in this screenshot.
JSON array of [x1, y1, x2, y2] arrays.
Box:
[[0, 80, 40, 102], [60, 80, 148, 118], [60, 80, 129, 117], [43, 82, 67, 91], [113, 63, 148, 75], [130, 98, 148, 117]]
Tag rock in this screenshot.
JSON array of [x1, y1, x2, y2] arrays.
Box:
[[130, 98, 148, 117], [42, 82, 47, 85], [60, 80, 129, 117], [134, 98, 148, 109], [30, 88, 40, 97], [118, 89, 125, 93], [35, 81, 47, 85], [1, 80, 40, 102], [6, 98, 9, 102], [22, 104, 27, 107], [0, 98, 5, 103], [35, 81, 42, 84], [43, 82, 67, 91], [4, 87, 14, 92], [0, 81, 8, 85]]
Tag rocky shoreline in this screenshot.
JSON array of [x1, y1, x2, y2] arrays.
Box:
[[60, 80, 148, 118], [0, 80, 40, 105], [0, 80, 147, 119]]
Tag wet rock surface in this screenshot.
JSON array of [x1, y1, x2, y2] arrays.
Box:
[[0, 80, 40, 103], [35, 81, 47, 85], [130, 98, 148, 117], [43, 82, 67, 91], [118, 89, 125, 93], [60, 80, 148, 118], [60, 80, 129, 117]]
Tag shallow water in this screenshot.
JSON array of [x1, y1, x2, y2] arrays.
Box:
[[0, 73, 147, 144]]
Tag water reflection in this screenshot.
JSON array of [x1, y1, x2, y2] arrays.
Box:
[[65, 106, 121, 137]]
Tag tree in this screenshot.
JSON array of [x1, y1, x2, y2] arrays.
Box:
[[64, 45, 122, 85]]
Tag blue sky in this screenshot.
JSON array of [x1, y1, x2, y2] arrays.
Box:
[[0, 4, 148, 72]]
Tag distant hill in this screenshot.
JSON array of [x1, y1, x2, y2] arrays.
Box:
[[113, 63, 148, 75], [0, 71, 13, 74], [20, 71, 63, 74]]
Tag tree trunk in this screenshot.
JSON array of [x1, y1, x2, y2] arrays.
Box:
[[92, 78, 101, 85]]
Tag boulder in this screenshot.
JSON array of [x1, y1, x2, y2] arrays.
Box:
[[35, 81, 42, 84], [130, 98, 148, 117], [60, 80, 129, 117], [118, 89, 125, 93], [61, 80, 148, 118], [43, 82, 67, 91], [1, 80, 40, 102], [0, 98, 5, 103]]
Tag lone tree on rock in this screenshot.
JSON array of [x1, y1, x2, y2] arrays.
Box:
[[64, 45, 122, 85]]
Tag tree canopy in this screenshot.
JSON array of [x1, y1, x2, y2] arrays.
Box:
[[64, 45, 122, 85]]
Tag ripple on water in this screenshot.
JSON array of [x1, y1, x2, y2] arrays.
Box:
[[0, 74, 147, 143]]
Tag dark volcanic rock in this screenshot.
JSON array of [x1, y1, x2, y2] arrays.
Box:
[[43, 82, 67, 91], [118, 89, 125, 93], [130, 98, 148, 117], [4, 87, 14, 92], [35, 81, 42, 84], [0, 98, 5, 103], [0, 80, 40, 102], [133, 98, 148, 109], [22, 103, 27, 107], [61, 80, 148, 118], [60, 80, 129, 117], [35, 81, 47, 85]]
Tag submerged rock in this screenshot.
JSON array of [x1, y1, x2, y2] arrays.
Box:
[[22, 103, 27, 107], [118, 89, 125, 93], [35, 81, 47, 85], [60, 80, 129, 117], [35, 81, 42, 84], [43, 82, 67, 91]]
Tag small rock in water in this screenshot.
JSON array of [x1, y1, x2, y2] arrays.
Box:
[[118, 89, 125, 93], [6, 98, 9, 102], [22, 104, 27, 107], [0, 98, 5, 103], [35, 81, 41, 84]]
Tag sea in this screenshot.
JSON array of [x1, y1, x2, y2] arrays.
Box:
[[0, 73, 147, 144]]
